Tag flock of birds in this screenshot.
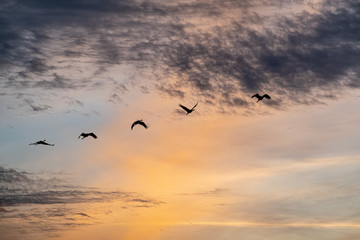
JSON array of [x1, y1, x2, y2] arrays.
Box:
[[29, 93, 271, 146]]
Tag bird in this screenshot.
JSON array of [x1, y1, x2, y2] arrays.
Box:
[[29, 140, 54, 146], [78, 133, 97, 139], [131, 120, 148, 130], [252, 93, 271, 102], [179, 102, 198, 115]]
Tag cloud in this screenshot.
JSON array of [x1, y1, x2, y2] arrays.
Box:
[[67, 99, 84, 107], [0, 166, 163, 237], [159, 0, 360, 109], [0, 0, 192, 115], [129, 198, 152, 203], [214, 159, 360, 225], [157, 84, 185, 99], [0, 207, 8, 212], [23, 99, 52, 112], [0, 166, 162, 206], [74, 212, 90, 217], [174, 108, 186, 115], [179, 187, 228, 196], [33, 73, 81, 90], [26, 57, 53, 74], [1, 0, 359, 113]]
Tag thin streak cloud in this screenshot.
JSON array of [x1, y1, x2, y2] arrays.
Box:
[[174, 221, 360, 229], [0, 166, 164, 238]]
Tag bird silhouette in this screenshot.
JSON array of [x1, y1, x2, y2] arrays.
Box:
[[78, 133, 97, 139], [252, 93, 271, 102], [29, 140, 54, 146], [179, 102, 198, 115], [131, 120, 148, 130]]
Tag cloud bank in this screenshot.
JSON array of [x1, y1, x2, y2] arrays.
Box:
[[0, 0, 359, 112], [0, 166, 163, 238], [160, 0, 360, 109]]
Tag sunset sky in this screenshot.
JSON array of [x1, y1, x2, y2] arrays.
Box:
[[1, 0, 360, 239]]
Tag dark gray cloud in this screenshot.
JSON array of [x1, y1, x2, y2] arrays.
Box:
[[129, 198, 151, 203], [0, 0, 177, 92], [0, 0, 359, 113], [33, 73, 80, 89], [0, 0, 214, 69], [74, 212, 90, 217], [159, 0, 360, 109], [0, 0, 202, 115], [0, 166, 162, 206], [67, 99, 84, 107], [157, 84, 185, 99], [26, 57, 52, 74], [23, 99, 52, 112], [0, 166, 163, 237]]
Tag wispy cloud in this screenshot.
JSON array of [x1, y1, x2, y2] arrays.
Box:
[[2, 0, 358, 113], [179, 188, 228, 196], [22, 98, 52, 112], [0, 166, 162, 206], [159, 0, 360, 110], [0, 166, 163, 238]]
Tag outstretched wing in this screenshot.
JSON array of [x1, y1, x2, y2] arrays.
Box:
[[78, 133, 84, 139], [89, 133, 97, 139], [263, 94, 271, 99], [139, 121, 148, 129], [38, 141, 54, 146], [131, 120, 148, 130], [252, 93, 260, 99], [179, 104, 191, 113], [29, 140, 41, 145], [191, 102, 198, 110]]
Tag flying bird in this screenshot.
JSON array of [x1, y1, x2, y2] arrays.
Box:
[[252, 93, 271, 102], [29, 140, 54, 146], [179, 102, 198, 115], [78, 133, 97, 139], [131, 120, 148, 130]]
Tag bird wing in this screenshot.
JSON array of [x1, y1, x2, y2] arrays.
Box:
[[191, 102, 198, 110], [139, 121, 148, 129], [89, 133, 97, 139], [252, 93, 260, 99], [131, 121, 137, 130], [179, 104, 191, 112], [263, 94, 271, 99], [78, 133, 83, 139]]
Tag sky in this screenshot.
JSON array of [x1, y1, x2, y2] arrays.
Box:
[[1, 0, 360, 239]]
